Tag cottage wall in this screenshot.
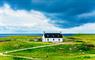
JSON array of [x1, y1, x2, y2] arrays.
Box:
[[42, 35, 46, 42], [42, 36, 63, 42]]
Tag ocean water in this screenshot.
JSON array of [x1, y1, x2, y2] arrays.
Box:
[[0, 34, 74, 37]]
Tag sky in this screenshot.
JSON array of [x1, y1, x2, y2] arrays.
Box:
[[0, 0, 95, 34]]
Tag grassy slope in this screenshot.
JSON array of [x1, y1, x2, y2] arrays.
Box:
[[0, 36, 51, 52], [0, 34, 95, 60], [0, 41, 51, 52], [8, 44, 95, 60], [65, 34, 95, 43], [0, 36, 41, 41], [74, 34, 95, 44], [0, 56, 12, 60]]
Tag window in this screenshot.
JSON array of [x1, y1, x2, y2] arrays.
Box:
[[53, 39, 54, 41], [58, 39, 60, 41], [47, 39, 49, 41]]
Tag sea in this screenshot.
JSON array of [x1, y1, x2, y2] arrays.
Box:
[[0, 34, 74, 37]]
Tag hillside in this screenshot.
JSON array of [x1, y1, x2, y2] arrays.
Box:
[[0, 34, 95, 60]]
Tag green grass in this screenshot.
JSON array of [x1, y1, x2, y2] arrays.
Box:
[[65, 34, 95, 44], [0, 34, 95, 60], [0, 56, 12, 60], [0, 40, 51, 52], [0, 56, 32, 60], [8, 43, 95, 60], [0, 36, 41, 41], [0, 36, 52, 52]]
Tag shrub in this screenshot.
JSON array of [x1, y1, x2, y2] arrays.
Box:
[[77, 43, 94, 51]]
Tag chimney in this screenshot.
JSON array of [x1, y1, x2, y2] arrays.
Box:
[[43, 31, 45, 34], [60, 31, 62, 34]]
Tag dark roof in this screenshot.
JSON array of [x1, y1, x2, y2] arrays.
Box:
[[44, 33, 63, 38]]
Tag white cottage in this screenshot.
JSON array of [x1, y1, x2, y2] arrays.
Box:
[[42, 32, 63, 42]]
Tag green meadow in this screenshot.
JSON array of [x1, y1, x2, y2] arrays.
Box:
[[0, 34, 95, 60]]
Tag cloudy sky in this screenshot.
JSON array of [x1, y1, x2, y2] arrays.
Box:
[[0, 0, 95, 34]]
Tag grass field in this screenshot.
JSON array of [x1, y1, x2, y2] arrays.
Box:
[[7, 43, 95, 60], [0, 34, 95, 60]]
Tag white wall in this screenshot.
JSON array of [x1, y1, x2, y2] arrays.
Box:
[[42, 36, 63, 42], [42, 35, 47, 42]]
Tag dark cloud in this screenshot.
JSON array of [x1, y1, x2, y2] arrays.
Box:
[[32, 0, 95, 28], [0, 0, 5, 6], [4, 0, 32, 10], [32, 0, 95, 14], [0, 0, 95, 28]]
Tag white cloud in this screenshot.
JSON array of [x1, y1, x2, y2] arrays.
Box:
[[64, 23, 95, 34], [0, 4, 95, 34], [0, 4, 61, 33], [77, 11, 95, 18]]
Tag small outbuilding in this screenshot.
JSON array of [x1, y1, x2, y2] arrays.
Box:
[[42, 32, 63, 42]]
